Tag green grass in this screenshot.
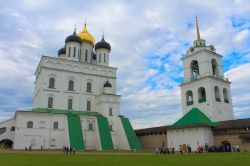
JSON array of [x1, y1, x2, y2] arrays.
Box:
[[0, 152, 250, 166]]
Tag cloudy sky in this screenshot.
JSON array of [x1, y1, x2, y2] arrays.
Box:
[[0, 0, 250, 129]]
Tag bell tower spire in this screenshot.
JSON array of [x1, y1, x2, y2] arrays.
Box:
[[195, 16, 201, 40]]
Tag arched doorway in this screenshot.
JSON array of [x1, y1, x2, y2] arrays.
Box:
[[0, 139, 13, 149], [221, 140, 231, 152]]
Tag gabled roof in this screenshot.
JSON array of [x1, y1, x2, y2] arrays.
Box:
[[171, 108, 217, 129]]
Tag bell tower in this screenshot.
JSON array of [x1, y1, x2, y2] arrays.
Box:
[[180, 17, 234, 122]]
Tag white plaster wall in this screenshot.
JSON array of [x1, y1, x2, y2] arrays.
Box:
[[167, 127, 214, 151], [0, 119, 15, 142]]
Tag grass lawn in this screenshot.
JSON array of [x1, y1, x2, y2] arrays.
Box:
[[0, 152, 250, 166]]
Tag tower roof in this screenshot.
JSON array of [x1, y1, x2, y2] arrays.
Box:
[[172, 108, 217, 128], [65, 30, 82, 44], [95, 33, 111, 51], [78, 23, 95, 45]]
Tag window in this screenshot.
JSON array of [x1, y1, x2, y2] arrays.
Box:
[[0, 127, 6, 135], [85, 50, 88, 62], [53, 122, 59, 130], [87, 82, 91, 92], [88, 123, 93, 131], [186, 90, 193, 105], [104, 53, 106, 63], [198, 87, 206, 103], [73, 47, 76, 57], [48, 97, 53, 108], [68, 99, 73, 110], [68, 80, 74, 91], [99, 53, 101, 63], [214, 86, 221, 102], [50, 139, 56, 147], [223, 88, 229, 103], [87, 101, 91, 111], [48, 78, 55, 88], [68, 47, 71, 57], [27, 121, 33, 128], [39, 121, 46, 129], [211, 59, 219, 76], [109, 108, 113, 116], [190, 60, 199, 80], [10, 126, 15, 131], [110, 125, 113, 131]]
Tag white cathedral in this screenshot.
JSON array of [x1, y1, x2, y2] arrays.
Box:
[[0, 23, 141, 150]]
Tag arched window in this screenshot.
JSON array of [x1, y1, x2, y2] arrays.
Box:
[[68, 80, 74, 91], [87, 82, 91, 92], [214, 86, 221, 102], [27, 121, 33, 128], [53, 121, 59, 130], [87, 101, 91, 111], [190, 60, 199, 80], [48, 97, 53, 108], [31, 138, 36, 146], [10, 126, 15, 131], [211, 59, 219, 76], [186, 90, 193, 105], [39, 121, 46, 129], [109, 108, 113, 116], [223, 88, 229, 103], [49, 78, 55, 88], [198, 87, 206, 103], [88, 123, 93, 131], [68, 99, 73, 110]]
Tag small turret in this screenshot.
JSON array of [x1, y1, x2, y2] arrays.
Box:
[[65, 29, 82, 61], [95, 32, 111, 66]]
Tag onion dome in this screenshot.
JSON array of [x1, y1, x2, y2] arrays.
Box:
[[78, 23, 95, 45], [104, 80, 112, 88], [95, 35, 111, 51], [58, 47, 66, 56], [65, 30, 82, 44]]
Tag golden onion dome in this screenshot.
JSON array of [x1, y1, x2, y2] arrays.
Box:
[[78, 23, 95, 45]]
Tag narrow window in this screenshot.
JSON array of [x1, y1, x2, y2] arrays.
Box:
[[88, 123, 93, 131], [68, 99, 73, 110], [110, 125, 113, 131], [99, 53, 101, 63], [211, 59, 219, 76], [53, 122, 58, 130], [87, 101, 91, 111], [68, 47, 71, 57], [73, 47, 76, 57], [85, 50, 88, 62], [68, 80, 74, 91], [190, 60, 199, 80], [223, 88, 229, 103], [186, 90, 193, 105], [49, 78, 55, 88], [10, 126, 15, 131], [87, 82, 91, 92], [104, 53, 106, 63], [198, 87, 206, 103], [27, 121, 33, 128], [48, 97, 53, 108], [214, 86, 221, 102], [109, 108, 113, 116]]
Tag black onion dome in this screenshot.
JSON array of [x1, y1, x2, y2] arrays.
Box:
[[65, 30, 82, 44], [104, 80, 112, 88], [58, 47, 66, 55], [95, 36, 111, 51]]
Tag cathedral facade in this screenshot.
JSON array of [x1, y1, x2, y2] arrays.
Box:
[[0, 23, 141, 150]]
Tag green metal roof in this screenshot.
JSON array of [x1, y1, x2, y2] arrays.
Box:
[[27, 108, 102, 116], [172, 107, 218, 127]]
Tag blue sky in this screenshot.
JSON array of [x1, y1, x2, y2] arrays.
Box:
[[0, 0, 250, 129]]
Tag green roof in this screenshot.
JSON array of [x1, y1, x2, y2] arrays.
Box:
[[29, 108, 102, 116], [172, 108, 218, 127]]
